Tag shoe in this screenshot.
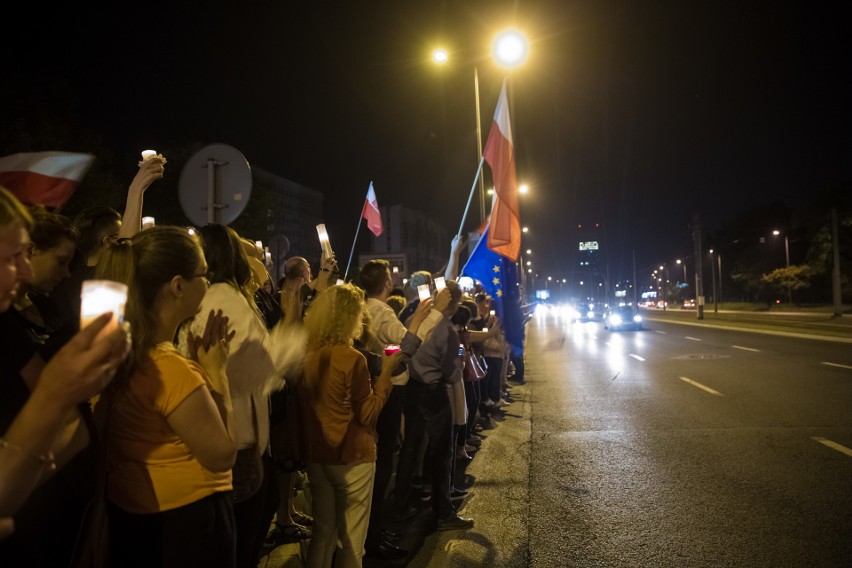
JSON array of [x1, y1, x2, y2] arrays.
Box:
[[436, 515, 474, 531], [390, 504, 418, 523], [382, 528, 404, 542], [464, 444, 478, 453], [455, 448, 472, 461], [291, 511, 313, 526], [267, 522, 311, 544], [466, 435, 482, 446], [493, 398, 509, 408], [365, 540, 409, 560], [450, 488, 469, 500]]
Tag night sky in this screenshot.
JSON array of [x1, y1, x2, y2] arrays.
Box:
[[4, 1, 850, 284]]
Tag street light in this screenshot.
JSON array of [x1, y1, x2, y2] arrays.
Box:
[[431, 29, 528, 226], [522, 226, 529, 233], [771, 229, 792, 305], [493, 30, 529, 68], [519, 183, 529, 194]]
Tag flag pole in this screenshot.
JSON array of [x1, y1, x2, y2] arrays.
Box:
[[344, 203, 365, 281], [458, 157, 486, 237]]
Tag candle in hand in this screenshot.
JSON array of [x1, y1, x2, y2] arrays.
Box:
[[80, 280, 129, 338], [316, 224, 334, 259], [141, 150, 158, 161]]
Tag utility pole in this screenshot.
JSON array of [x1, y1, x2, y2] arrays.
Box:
[[692, 214, 705, 320]]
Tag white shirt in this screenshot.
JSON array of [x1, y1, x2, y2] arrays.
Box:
[[366, 297, 442, 386], [179, 283, 305, 451]]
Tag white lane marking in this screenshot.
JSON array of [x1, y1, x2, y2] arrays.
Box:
[[685, 336, 702, 342], [655, 330, 667, 334], [821, 362, 852, 370], [732, 345, 760, 352], [678, 376, 723, 396], [811, 437, 852, 458], [629, 354, 645, 361]]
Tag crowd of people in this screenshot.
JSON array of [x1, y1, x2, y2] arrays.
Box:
[[0, 157, 524, 567]]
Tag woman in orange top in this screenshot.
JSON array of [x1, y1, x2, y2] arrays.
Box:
[[296, 284, 400, 568], [96, 226, 239, 567]]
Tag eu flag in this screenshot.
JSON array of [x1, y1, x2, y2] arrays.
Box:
[[461, 229, 525, 360]]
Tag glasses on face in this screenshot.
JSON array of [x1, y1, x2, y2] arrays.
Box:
[[191, 270, 214, 284]]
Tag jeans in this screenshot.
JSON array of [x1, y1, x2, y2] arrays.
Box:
[[306, 461, 376, 568]]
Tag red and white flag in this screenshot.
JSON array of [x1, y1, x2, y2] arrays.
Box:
[[483, 80, 521, 261], [363, 182, 383, 237], [0, 151, 95, 209]]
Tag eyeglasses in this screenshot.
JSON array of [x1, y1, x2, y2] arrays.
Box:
[[191, 271, 214, 284]]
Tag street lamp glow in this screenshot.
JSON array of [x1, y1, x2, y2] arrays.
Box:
[[493, 30, 528, 68], [432, 49, 448, 63], [526, 261, 531, 266], [527, 268, 532, 273], [526, 249, 531, 254], [519, 183, 529, 194], [772, 229, 780, 236], [676, 259, 682, 265], [522, 226, 529, 233]]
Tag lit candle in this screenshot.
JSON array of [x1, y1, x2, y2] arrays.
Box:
[[255, 240, 263, 249], [316, 224, 334, 259], [417, 284, 431, 302], [434, 276, 446, 291], [392, 266, 399, 274], [336, 279, 345, 286], [141, 150, 157, 161], [141, 216, 155, 229], [80, 280, 129, 338]]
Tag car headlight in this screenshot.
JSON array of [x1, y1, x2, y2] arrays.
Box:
[[633, 315, 642, 323], [587, 310, 595, 319], [610, 314, 623, 326]]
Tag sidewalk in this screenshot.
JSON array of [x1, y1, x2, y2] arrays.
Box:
[[257, 380, 533, 567]]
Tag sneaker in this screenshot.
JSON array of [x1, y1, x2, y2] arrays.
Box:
[[493, 398, 509, 409], [436, 515, 474, 531]]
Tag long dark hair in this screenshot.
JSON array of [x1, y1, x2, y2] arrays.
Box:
[[96, 226, 203, 367], [198, 223, 254, 305]]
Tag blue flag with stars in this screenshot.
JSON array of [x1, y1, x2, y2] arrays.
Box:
[[462, 228, 525, 360]]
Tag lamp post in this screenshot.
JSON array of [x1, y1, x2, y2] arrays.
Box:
[[659, 264, 668, 311], [772, 229, 792, 305], [432, 30, 528, 226], [709, 249, 718, 313]]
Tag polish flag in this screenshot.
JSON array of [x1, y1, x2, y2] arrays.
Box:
[[0, 151, 95, 209], [483, 80, 521, 261], [363, 182, 383, 237]]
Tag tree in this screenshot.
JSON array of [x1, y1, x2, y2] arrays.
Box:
[[761, 265, 812, 303]]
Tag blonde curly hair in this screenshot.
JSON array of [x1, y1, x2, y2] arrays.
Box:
[[303, 283, 365, 348]]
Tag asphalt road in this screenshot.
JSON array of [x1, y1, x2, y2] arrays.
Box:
[[527, 310, 852, 568], [261, 310, 852, 567]]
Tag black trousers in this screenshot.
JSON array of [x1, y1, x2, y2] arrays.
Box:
[[366, 384, 405, 545], [484, 356, 504, 404], [393, 381, 455, 520], [464, 378, 481, 438], [108, 491, 236, 567], [234, 453, 279, 568]]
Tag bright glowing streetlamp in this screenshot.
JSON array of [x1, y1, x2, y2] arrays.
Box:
[[519, 183, 529, 194], [493, 30, 529, 68]]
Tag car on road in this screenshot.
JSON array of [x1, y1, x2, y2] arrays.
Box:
[[604, 304, 643, 331], [682, 298, 696, 309], [581, 302, 607, 322]]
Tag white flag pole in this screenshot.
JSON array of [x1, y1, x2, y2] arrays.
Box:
[[344, 202, 365, 282], [458, 156, 486, 237]]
